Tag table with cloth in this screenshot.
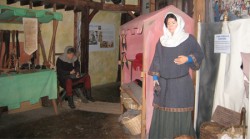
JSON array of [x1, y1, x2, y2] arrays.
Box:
[[0, 70, 58, 114]]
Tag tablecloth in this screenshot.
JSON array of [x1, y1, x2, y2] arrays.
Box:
[[0, 70, 57, 109]]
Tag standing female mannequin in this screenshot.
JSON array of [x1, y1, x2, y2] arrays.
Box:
[[149, 13, 204, 138]]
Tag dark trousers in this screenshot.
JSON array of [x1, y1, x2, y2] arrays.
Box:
[[65, 74, 91, 96]]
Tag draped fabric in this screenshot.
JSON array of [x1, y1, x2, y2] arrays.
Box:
[[0, 70, 57, 109], [205, 0, 215, 23], [195, 22, 222, 136], [212, 19, 250, 116], [149, 110, 195, 139]]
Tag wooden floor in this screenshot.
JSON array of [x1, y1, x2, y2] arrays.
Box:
[[62, 99, 122, 115]]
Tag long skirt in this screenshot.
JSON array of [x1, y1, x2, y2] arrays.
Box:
[[149, 108, 195, 139]]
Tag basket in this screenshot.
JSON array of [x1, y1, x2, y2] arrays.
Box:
[[200, 122, 224, 139], [121, 114, 141, 135], [121, 93, 141, 110], [218, 125, 247, 138]]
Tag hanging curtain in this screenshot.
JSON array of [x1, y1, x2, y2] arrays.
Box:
[[205, 0, 215, 22], [212, 19, 250, 115], [195, 22, 222, 137]]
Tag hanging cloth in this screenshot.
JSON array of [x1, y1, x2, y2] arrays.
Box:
[[212, 19, 250, 114], [2, 30, 10, 68], [121, 34, 127, 51], [16, 30, 20, 59], [15, 30, 20, 69], [9, 30, 16, 69], [0, 31, 3, 65]]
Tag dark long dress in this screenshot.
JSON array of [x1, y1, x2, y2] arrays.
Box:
[[148, 35, 204, 139]]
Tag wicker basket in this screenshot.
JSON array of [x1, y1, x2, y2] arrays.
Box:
[[121, 93, 141, 110], [200, 122, 225, 139], [121, 114, 141, 135], [218, 125, 247, 138]]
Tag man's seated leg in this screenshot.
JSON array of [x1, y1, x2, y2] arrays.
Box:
[[73, 74, 95, 102], [66, 79, 76, 108], [73, 87, 88, 103]]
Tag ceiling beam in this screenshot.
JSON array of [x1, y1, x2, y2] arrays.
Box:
[[33, 1, 44, 7], [6, 0, 140, 12], [88, 9, 99, 24], [44, 3, 53, 9], [127, 11, 136, 19], [65, 5, 75, 11], [55, 4, 65, 10], [43, 0, 102, 10], [43, 0, 140, 12], [102, 4, 140, 11], [7, 0, 18, 4]]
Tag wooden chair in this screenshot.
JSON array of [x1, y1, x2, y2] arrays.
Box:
[[57, 83, 87, 106]]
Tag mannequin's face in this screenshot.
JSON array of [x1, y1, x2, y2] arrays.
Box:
[[67, 53, 75, 60], [167, 18, 178, 34]]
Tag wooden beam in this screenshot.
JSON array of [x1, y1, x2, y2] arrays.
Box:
[[138, 0, 142, 13], [56, 3, 65, 10], [150, 0, 155, 12], [43, 0, 102, 10], [74, 12, 78, 48], [7, 0, 17, 4], [141, 72, 146, 139], [187, 0, 194, 17], [29, 0, 32, 9], [193, 0, 205, 22], [33, 1, 44, 7], [89, 9, 99, 24], [43, 0, 140, 12], [80, 8, 90, 73], [121, 0, 125, 5], [20, 0, 30, 5], [65, 5, 75, 11], [44, 3, 53, 9], [127, 11, 136, 19], [102, 4, 140, 11], [38, 26, 48, 65], [0, 20, 22, 24], [193, 0, 205, 36]]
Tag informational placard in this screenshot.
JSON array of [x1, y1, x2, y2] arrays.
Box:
[[214, 34, 231, 54], [23, 18, 38, 55], [89, 23, 115, 51]]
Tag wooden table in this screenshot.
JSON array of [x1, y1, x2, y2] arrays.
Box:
[[0, 70, 58, 114]]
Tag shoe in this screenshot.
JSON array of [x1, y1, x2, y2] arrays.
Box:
[[67, 96, 76, 109], [74, 88, 88, 103], [86, 90, 95, 102]]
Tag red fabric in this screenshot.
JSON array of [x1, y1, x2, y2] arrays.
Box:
[[66, 74, 91, 96], [133, 53, 143, 71]]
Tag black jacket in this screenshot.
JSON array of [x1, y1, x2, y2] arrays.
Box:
[[56, 58, 80, 87]]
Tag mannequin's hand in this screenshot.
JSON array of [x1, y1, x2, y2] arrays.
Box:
[[76, 72, 80, 78], [70, 69, 76, 75], [153, 80, 159, 86], [174, 55, 188, 65]]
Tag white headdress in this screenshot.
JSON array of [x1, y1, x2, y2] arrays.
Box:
[[160, 12, 189, 47]]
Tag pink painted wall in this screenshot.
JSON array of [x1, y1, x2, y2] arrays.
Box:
[[120, 5, 194, 135]]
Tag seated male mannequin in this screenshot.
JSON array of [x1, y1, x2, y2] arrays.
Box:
[[56, 46, 95, 109]]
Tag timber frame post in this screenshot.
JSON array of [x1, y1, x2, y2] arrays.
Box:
[[80, 8, 90, 74], [79, 8, 100, 74], [193, 0, 205, 37]]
